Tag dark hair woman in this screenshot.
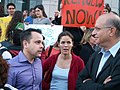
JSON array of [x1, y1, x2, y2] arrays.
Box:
[[0, 56, 9, 88], [42, 31, 84, 90], [5, 11, 24, 41], [33, 4, 51, 25]]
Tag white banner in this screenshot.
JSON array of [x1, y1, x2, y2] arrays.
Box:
[[25, 24, 63, 48]]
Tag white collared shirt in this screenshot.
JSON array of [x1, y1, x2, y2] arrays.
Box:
[[96, 41, 120, 77]]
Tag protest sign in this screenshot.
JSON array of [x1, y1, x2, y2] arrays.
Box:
[[0, 17, 12, 41], [25, 24, 63, 48], [62, 0, 104, 27]]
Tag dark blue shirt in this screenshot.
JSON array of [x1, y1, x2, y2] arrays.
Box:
[[24, 16, 33, 24]]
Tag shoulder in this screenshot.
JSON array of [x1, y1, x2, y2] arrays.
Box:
[[33, 18, 38, 21], [26, 16, 31, 19], [16, 22, 24, 26], [25, 16, 32, 21], [8, 56, 18, 65], [44, 18, 50, 20], [44, 18, 51, 22], [42, 18, 51, 24], [33, 18, 38, 23], [8, 52, 23, 66], [15, 22, 24, 30]]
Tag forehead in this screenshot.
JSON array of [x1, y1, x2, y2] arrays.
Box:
[[31, 10, 35, 12], [60, 36, 72, 41], [31, 32, 43, 39], [23, 11, 27, 13], [35, 8, 41, 11], [95, 16, 107, 27], [8, 5, 15, 8]]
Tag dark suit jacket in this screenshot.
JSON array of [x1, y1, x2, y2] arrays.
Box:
[[76, 49, 120, 90], [79, 43, 95, 65]]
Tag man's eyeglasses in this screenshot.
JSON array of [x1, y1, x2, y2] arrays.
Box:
[[94, 26, 112, 31]]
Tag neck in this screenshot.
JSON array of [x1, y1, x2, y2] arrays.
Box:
[[38, 16, 44, 18], [89, 42, 94, 48], [60, 53, 72, 60], [104, 38, 120, 51], [23, 50, 35, 64]]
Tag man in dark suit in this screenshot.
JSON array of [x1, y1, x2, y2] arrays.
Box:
[[76, 12, 120, 90]]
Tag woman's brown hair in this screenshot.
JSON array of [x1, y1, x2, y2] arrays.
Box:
[[0, 56, 9, 88]]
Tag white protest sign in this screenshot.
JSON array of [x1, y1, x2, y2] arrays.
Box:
[[25, 24, 63, 48]]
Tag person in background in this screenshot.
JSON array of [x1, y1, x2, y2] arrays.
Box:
[[6, 28, 44, 90], [103, 3, 111, 14], [76, 12, 120, 90], [6, 3, 16, 17], [42, 31, 85, 90], [33, 4, 51, 25], [80, 28, 97, 63], [51, 10, 60, 25], [0, 5, 4, 17], [44, 41, 60, 59], [24, 8, 35, 24], [5, 11, 24, 42], [1, 29, 22, 60], [23, 10, 28, 20], [0, 3, 16, 42], [73, 28, 96, 65]]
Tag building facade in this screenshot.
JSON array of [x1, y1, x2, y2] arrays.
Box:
[[105, 0, 119, 15], [0, 0, 119, 18], [0, 0, 42, 16]]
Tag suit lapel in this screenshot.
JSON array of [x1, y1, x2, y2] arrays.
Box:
[[92, 52, 103, 79], [97, 55, 113, 77]]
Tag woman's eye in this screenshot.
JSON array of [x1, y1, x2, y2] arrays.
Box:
[[67, 41, 71, 44], [61, 41, 65, 44]]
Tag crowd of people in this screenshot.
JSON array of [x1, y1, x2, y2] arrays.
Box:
[[0, 2, 120, 90]]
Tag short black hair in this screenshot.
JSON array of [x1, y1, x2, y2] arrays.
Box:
[[20, 28, 45, 48], [7, 3, 16, 9]]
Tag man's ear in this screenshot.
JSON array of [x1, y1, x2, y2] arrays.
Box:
[[23, 40, 28, 49], [109, 27, 116, 37]]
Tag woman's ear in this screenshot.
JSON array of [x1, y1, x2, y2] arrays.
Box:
[[58, 42, 60, 47]]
